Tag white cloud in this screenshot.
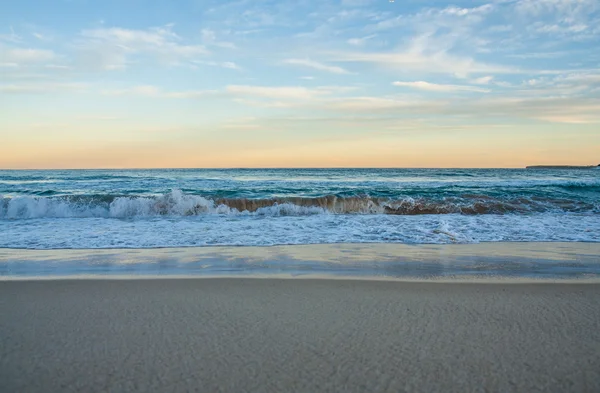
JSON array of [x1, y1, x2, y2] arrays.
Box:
[[324, 96, 453, 116], [0, 26, 21, 43], [533, 22, 589, 34], [76, 115, 122, 121], [164, 90, 216, 99], [373, 4, 494, 31], [316, 90, 600, 124], [534, 115, 598, 124], [77, 26, 208, 70], [0, 82, 87, 94], [332, 46, 517, 77], [347, 34, 377, 46], [102, 85, 216, 99], [473, 96, 600, 123], [232, 99, 298, 108], [393, 81, 490, 93], [558, 72, 600, 84], [515, 0, 598, 17], [221, 61, 239, 69], [359, 3, 505, 71], [516, 0, 599, 38], [224, 85, 358, 109], [82, 26, 178, 46], [282, 58, 351, 74], [472, 76, 494, 85], [488, 25, 513, 33], [100, 84, 354, 104], [44, 64, 72, 70], [226, 85, 327, 100], [192, 60, 241, 70], [201, 29, 236, 49], [105, 85, 160, 96], [514, 70, 600, 97], [0, 48, 56, 64], [31, 32, 53, 42], [341, 0, 374, 6], [508, 51, 569, 59]]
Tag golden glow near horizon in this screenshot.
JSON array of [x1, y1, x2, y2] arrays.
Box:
[[1, 0, 600, 169], [2, 121, 598, 169]]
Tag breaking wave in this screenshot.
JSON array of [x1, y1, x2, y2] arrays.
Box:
[[1, 189, 598, 219]]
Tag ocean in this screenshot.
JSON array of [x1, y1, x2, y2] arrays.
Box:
[[1, 168, 599, 249]]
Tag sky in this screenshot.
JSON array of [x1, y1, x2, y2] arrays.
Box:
[[1, 0, 599, 169]]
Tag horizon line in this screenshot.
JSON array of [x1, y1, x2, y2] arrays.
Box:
[[0, 166, 537, 171]]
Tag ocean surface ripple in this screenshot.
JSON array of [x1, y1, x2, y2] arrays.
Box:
[[1, 168, 598, 248]]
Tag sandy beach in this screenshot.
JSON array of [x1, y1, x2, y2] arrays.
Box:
[[1, 278, 599, 392]]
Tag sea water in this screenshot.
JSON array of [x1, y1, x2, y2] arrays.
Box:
[[1, 168, 599, 249]]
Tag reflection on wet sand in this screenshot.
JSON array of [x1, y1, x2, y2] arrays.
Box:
[[1, 242, 599, 280]]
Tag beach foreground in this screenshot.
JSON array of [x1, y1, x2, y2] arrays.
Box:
[[1, 279, 599, 392]]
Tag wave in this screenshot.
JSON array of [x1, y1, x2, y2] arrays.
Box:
[[1, 190, 598, 219]]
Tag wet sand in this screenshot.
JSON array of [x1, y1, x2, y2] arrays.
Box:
[[2, 242, 600, 279], [1, 279, 599, 392]]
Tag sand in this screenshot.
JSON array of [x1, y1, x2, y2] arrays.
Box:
[[1, 279, 599, 392], [3, 242, 600, 280]]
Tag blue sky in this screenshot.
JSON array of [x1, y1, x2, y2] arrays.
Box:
[[1, 0, 599, 168]]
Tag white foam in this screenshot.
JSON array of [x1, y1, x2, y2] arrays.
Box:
[[1, 213, 598, 249], [3, 188, 598, 219], [0, 190, 333, 219]]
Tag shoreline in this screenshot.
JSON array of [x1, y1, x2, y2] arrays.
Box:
[[2, 242, 600, 280], [3, 274, 600, 284], [2, 239, 600, 250]]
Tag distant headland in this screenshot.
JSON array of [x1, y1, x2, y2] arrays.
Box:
[[526, 165, 600, 169]]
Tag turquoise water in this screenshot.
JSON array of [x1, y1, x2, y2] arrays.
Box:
[[1, 168, 599, 248]]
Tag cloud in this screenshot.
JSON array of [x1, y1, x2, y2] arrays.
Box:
[[347, 34, 377, 46], [372, 4, 494, 31], [0, 26, 21, 43], [356, 3, 505, 70], [221, 61, 239, 69], [0, 48, 56, 65], [102, 85, 216, 99], [324, 96, 454, 116], [488, 25, 513, 33], [192, 60, 241, 70], [473, 96, 600, 123], [320, 91, 600, 124], [44, 64, 72, 70], [514, 70, 600, 97], [0, 82, 87, 94], [472, 76, 494, 85], [77, 25, 208, 70], [393, 81, 490, 93], [224, 84, 358, 109], [341, 0, 374, 6], [331, 46, 517, 77], [226, 85, 329, 100], [282, 58, 351, 74], [200, 29, 236, 49], [99, 84, 355, 105], [508, 51, 569, 59], [515, 0, 600, 39], [104, 85, 160, 96], [534, 115, 598, 124], [515, 0, 598, 17], [75, 115, 123, 121]]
